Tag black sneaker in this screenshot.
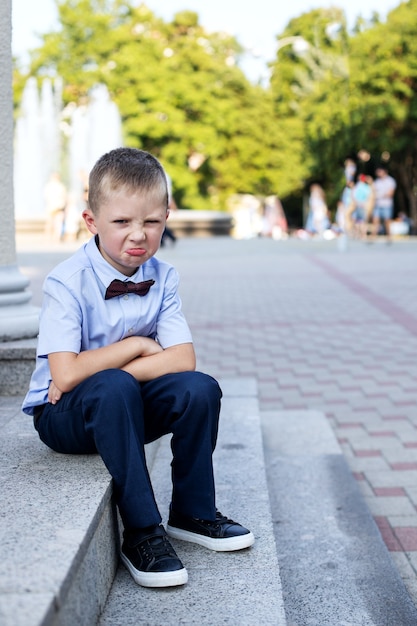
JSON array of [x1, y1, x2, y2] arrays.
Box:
[[121, 524, 188, 588], [167, 510, 255, 552]]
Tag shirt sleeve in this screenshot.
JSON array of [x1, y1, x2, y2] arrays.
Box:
[[37, 275, 83, 358], [155, 267, 193, 349]]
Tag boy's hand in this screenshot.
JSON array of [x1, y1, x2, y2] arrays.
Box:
[[138, 337, 164, 357], [48, 380, 63, 404]]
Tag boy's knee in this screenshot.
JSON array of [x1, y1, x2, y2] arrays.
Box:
[[89, 369, 139, 398], [185, 371, 221, 397], [180, 371, 222, 408]]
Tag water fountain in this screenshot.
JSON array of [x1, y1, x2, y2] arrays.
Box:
[[14, 79, 233, 239], [14, 79, 123, 233], [14, 77, 47, 221]]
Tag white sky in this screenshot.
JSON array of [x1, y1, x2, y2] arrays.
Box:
[[12, 0, 403, 79]]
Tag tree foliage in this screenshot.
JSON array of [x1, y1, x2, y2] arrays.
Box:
[[15, 0, 286, 211], [349, 0, 417, 220], [268, 0, 417, 222], [13, 0, 417, 225]]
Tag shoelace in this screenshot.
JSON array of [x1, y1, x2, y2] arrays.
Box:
[[216, 512, 232, 524], [140, 535, 175, 560], [195, 511, 233, 528]]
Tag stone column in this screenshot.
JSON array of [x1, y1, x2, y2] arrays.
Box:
[[0, 0, 39, 342], [0, 0, 39, 393]]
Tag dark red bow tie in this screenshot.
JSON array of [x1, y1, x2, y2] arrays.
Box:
[[105, 278, 155, 300]]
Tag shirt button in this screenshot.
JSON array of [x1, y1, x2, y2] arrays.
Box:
[[123, 294, 129, 300], [128, 328, 133, 334]]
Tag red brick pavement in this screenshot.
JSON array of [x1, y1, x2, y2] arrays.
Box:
[[159, 236, 417, 602]]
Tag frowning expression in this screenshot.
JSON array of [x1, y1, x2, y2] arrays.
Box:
[[83, 187, 168, 276]]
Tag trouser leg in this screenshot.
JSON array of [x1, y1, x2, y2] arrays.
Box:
[[36, 369, 222, 528], [141, 371, 222, 520], [36, 369, 161, 530]]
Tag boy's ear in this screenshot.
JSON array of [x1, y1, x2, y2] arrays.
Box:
[[82, 207, 98, 235]]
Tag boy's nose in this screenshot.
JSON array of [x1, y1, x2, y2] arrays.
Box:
[[130, 225, 145, 240]]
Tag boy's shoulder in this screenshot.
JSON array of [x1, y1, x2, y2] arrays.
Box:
[[48, 242, 92, 282], [145, 254, 175, 274]]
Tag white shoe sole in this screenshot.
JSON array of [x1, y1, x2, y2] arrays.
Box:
[[121, 552, 188, 588], [166, 525, 255, 552]]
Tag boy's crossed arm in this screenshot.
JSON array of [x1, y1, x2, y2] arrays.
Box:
[[121, 342, 195, 381], [48, 336, 196, 403]]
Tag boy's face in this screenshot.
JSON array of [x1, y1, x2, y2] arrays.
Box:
[[83, 187, 168, 276]]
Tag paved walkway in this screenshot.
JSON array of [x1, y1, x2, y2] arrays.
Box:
[[13, 232, 417, 607]]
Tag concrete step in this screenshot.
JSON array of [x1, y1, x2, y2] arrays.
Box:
[[261, 409, 417, 626], [0, 396, 159, 626], [98, 379, 286, 626]]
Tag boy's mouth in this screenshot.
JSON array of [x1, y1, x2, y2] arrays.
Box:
[[126, 248, 146, 257]]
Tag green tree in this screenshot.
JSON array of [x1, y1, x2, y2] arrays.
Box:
[[17, 0, 416, 227], [269, 8, 353, 210], [269, 2, 417, 224], [348, 0, 417, 224], [15, 0, 286, 211]]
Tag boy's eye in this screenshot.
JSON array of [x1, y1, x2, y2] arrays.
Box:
[[111, 218, 162, 225]]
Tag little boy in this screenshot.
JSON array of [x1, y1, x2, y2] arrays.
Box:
[[22, 147, 254, 589]]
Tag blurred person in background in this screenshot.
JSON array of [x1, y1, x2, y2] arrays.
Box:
[[371, 165, 397, 243]]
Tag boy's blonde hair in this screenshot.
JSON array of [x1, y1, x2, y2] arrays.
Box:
[[88, 147, 168, 214]]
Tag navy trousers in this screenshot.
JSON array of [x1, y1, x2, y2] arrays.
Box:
[[35, 369, 222, 530]]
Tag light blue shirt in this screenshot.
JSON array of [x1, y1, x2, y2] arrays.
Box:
[[22, 236, 193, 415]]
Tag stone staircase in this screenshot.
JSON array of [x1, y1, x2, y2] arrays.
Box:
[[2, 378, 417, 625], [0, 379, 286, 626]]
